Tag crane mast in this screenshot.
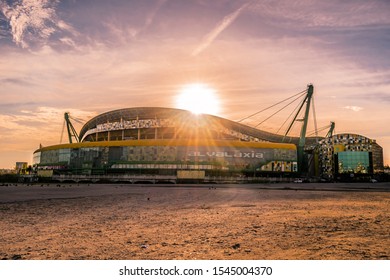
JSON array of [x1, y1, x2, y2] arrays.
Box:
[[326, 121, 335, 138], [297, 84, 313, 174], [283, 84, 314, 175], [64, 112, 79, 143]]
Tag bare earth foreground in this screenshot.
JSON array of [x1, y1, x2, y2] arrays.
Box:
[[0, 183, 389, 260]]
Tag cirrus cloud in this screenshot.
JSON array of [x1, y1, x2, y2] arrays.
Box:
[[0, 0, 76, 49]]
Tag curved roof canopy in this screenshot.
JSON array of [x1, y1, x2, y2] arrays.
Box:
[[79, 107, 319, 145]]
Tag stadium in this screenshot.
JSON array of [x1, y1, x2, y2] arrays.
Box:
[[33, 107, 300, 182], [32, 86, 384, 183]]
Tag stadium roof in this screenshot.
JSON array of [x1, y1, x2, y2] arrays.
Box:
[[79, 107, 319, 145]]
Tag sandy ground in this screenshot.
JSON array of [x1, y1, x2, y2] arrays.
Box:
[[0, 183, 389, 260]]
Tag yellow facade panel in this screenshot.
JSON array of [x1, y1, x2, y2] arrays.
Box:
[[333, 144, 345, 153], [35, 139, 296, 153], [177, 170, 205, 179]]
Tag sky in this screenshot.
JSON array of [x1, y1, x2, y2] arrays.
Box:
[[0, 0, 389, 169]]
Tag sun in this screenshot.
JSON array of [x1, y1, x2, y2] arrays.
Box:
[[176, 83, 220, 115]]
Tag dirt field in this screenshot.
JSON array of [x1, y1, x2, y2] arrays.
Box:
[[1, 183, 389, 260]]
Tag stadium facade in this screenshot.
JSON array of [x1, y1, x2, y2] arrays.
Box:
[[33, 107, 298, 182], [318, 133, 384, 180], [32, 107, 384, 182]]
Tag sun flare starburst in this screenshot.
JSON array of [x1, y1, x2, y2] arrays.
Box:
[[176, 83, 220, 115]]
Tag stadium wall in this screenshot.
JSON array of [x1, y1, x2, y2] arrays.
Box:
[[33, 139, 297, 178]]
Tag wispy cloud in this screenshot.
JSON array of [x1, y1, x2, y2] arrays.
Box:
[[0, 106, 94, 149], [142, 0, 167, 34], [0, 14, 9, 38], [103, 0, 168, 45], [192, 2, 251, 56], [0, 0, 76, 49], [249, 0, 390, 29], [343, 106, 363, 112], [0, 77, 35, 86]]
